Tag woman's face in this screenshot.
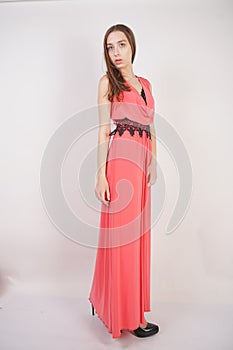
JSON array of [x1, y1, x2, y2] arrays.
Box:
[[106, 31, 132, 69]]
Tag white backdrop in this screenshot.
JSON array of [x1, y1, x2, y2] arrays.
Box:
[[0, 0, 233, 306]]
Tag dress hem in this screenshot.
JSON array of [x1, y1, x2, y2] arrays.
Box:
[[89, 297, 151, 339]]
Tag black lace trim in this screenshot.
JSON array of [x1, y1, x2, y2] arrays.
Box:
[[109, 117, 151, 139]]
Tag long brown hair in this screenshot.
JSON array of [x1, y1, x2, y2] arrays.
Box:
[[103, 24, 136, 102]]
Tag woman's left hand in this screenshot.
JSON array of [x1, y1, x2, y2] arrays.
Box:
[[147, 158, 157, 186]]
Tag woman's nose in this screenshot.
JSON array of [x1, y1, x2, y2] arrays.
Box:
[[114, 47, 119, 56]]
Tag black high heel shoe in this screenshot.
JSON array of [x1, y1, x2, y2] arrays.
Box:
[[132, 322, 159, 337], [91, 303, 123, 333], [91, 303, 95, 316]]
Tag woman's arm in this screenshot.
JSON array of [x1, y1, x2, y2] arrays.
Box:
[[97, 74, 111, 178], [95, 74, 111, 205], [149, 121, 157, 163]]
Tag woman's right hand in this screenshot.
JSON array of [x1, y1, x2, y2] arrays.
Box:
[[95, 175, 111, 206]]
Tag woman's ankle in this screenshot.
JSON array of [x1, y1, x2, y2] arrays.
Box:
[[139, 321, 148, 328]]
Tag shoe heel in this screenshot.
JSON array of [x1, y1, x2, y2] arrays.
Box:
[[91, 303, 95, 316]]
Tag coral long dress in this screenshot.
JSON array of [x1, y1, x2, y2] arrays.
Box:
[[89, 75, 155, 338]]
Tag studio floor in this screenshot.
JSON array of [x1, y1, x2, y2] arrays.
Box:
[[0, 291, 232, 350]]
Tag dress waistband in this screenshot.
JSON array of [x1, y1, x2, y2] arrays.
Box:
[[109, 117, 151, 139]]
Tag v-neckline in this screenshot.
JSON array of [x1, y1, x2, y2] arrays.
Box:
[[125, 75, 146, 104]]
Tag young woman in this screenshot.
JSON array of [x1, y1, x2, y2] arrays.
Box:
[[88, 23, 159, 339]]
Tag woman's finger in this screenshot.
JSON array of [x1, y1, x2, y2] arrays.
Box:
[[101, 192, 110, 206], [106, 187, 110, 201]]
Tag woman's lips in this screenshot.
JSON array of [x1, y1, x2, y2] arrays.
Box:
[[115, 59, 122, 64]]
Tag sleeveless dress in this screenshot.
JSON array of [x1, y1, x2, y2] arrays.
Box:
[[89, 75, 155, 338]]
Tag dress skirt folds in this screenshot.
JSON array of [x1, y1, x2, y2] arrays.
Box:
[[88, 76, 156, 338]]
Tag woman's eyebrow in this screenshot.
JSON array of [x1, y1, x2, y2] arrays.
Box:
[[107, 40, 127, 46]]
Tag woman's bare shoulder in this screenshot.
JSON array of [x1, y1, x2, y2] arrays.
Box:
[[98, 74, 110, 103], [99, 73, 109, 86]]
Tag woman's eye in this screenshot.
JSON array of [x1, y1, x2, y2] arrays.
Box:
[[107, 43, 125, 51]]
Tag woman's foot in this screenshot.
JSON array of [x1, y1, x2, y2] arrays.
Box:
[[133, 318, 160, 337]]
